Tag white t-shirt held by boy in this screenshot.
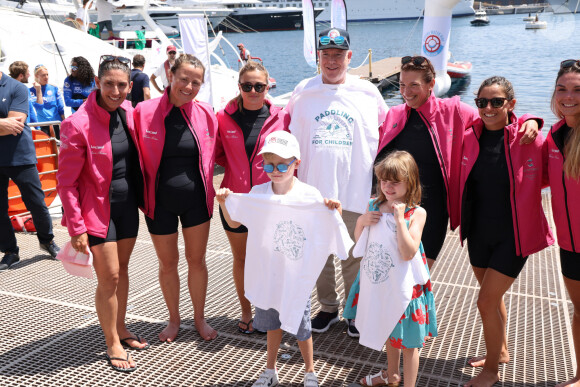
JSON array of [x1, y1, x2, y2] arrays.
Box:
[[286, 73, 388, 214], [225, 179, 354, 335]]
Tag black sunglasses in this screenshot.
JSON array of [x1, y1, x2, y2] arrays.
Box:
[[100, 55, 131, 67], [561, 59, 580, 69], [401, 56, 428, 66], [474, 97, 508, 109], [239, 82, 267, 93]]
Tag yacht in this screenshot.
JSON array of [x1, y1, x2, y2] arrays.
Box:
[[470, 9, 489, 26], [217, 1, 323, 32], [547, 0, 580, 14], [253, 0, 474, 23]]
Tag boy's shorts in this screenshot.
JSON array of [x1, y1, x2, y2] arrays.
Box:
[[253, 300, 312, 341]]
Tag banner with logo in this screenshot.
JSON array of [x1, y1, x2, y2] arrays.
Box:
[[178, 15, 213, 106], [302, 0, 317, 68], [331, 0, 347, 30], [421, 0, 460, 96]]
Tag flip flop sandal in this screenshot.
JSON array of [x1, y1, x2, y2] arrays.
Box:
[[120, 334, 150, 350], [237, 319, 255, 334], [105, 353, 137, 373]]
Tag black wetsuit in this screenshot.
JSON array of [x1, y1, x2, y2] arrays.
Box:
[[145, 106, 209, 235], [218, 105, 270, 233], [377, 108, 448, 259], [463, 127, 527, 278], [88, 109, 140, 246]]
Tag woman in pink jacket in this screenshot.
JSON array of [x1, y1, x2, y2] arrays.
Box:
[[457, 76, 553, 386], [134, 54, 218, 342], [57, 56, 148, 373], [215, 61, 290, 334], [544, 60, 580, 387], [377, 57, 539, 271]]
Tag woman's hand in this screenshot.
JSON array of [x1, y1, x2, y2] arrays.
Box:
[[324, 198, 342, 215], [519, 119, 539, 145], [71, 233, 88, 254], [215, 188, 232, 204]]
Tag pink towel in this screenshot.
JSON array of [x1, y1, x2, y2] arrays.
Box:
[[56, 242, 93, 279]]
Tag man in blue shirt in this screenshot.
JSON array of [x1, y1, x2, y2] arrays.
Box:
[[8, 61, 37, 124], [129, 54, 150, 108], [0, 71, 60, 271]]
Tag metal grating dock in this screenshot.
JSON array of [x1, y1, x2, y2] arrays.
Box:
[[0, 182, 574, 386]]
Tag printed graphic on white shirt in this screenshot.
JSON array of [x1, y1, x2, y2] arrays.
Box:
[[312, 111, 353, 148], [362, 242, 395, 284], [225, 180, 354, 335]]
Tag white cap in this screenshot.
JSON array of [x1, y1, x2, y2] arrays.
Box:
[[258, 131, 301, 160]]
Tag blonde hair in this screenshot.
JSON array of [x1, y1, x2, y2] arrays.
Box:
[[233, 60, 269, 113], [34, 65, 47, 79], [551, 63, 580, 179], [374, 151, 422, 208]]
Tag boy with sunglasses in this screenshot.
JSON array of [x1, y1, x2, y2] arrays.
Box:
[[216, 131, 353, 387]]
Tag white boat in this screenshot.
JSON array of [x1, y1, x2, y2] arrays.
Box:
[[256, 0, 474, 23], [525, 20, 547, 29], [547, 0, 580, 14], [470, 9, 489, 25]]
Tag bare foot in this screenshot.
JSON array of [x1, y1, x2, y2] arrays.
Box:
[[106, 344, 136, 370], [464, 369, 500, 386], [556, 377, 580, 387], [359, 369, 400, 386], [159, 320, 180, 342], [195, 318, 218, 341], [468, 353, 510, 368]]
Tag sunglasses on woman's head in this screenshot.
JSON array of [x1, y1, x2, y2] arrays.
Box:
[[474, 97, 508, 109], [401, 56, 428, 66], [239, 82, 267, 93], [99, 55, 131, 66], [561, 59, 580, 69], [263, 158, 296, 173]]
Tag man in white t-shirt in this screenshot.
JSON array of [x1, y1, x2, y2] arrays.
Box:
[[75, 0, 96, 33], [150, 45, 177, 94], [95, 0, 124, 39], [285, 27, 388, 338]]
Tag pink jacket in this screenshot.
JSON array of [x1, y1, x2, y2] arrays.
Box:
[[134, 89, 218, 219], [377, 94, 478, 229], [57, 91, 144, 238], [544, 119, 580, 252], [215, 99, 290, 193], [457, 113, 554, 256]]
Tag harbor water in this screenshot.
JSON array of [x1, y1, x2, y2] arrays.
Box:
[[217, 12, 579, 131]]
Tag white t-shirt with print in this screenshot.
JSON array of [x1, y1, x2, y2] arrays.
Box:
[[353, 212, 429, 351], [225, 179, 354, 335], [286, 74, 388, 214]]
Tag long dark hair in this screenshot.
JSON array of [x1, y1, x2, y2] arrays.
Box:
[[72, 56, 95, 86]]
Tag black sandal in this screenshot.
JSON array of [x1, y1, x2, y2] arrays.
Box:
[[105, 353, 137, 373], [237, 319, 255, 334], [120, 334, 150, 350]]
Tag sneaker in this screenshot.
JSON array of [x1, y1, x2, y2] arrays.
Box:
[[347, 319, 360, 338], [252, 369, 279, 387], [311, 310, 339, 333], [39, 241, 60, 259], [304, 372, 319, 387], [0, 252, 21, 271]]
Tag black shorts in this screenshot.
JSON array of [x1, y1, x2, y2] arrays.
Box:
[[145, 201, 211, 235], [467, 232, 527, 278], [98, 20, 113, 33], [218, 206, 247, 233], [88, 201, 139, 247], [560, 248, 580, 281]]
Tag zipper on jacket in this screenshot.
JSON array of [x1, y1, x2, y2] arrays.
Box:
[[561, 170, 576, 252], [418, 111, 451, 206], [182, 108, 210, 216], [504, 129, 523, 256]]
